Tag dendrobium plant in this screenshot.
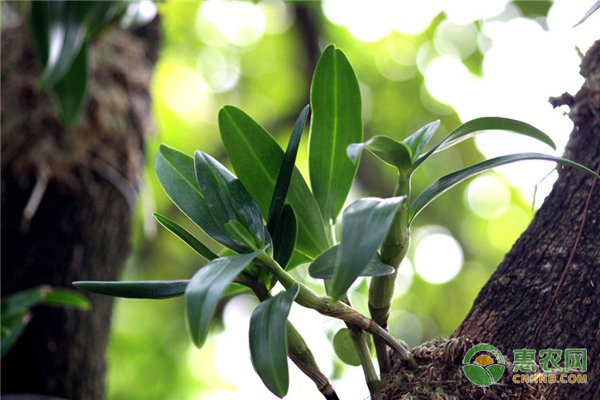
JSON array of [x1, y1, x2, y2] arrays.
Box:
[[75, 45, 600, 399]]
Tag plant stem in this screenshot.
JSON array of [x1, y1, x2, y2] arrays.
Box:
[[324, 220, 380, 394], [369, 173, 411, 374], [340, 294, 380, 394], [256, 253, 415, 363], [287, 323, 339, 400]]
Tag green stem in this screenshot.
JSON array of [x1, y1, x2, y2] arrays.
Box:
[[324, 218, 379, 394], [341, 295, 379, 394], [287, 323, 339, 400], [256, 253, 415, 363], [369, 173, 411, 374]]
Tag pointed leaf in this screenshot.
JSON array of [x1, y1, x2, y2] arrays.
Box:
[[194, 151, 265, 252], [219, 106, 328, 258], [267, 105, 310, 236], [29, 1, 90, 126], [154, 213, 218, 261], [402, 120, 441, 162], [413, 117, 556, 171], [74, 280, 248, 299], [1, 287, 47, 321], [309, 245, 394, 279], [574, 0, 600, 26], [288, 250, 312, 271], [329, 197, 406, 301], [249, 284, 299, 398], [186, 248, 266, 348], [155, 145, 241, 251], [29, 1, 52, 66], [225, 220, 259, 250], [309, 45, 363, 224], [348, 135, 412, 172], [409, 153, 600, 223], [73, 280, 189, 299], [52, 45, 88, 126], [272, 205, 298, 269], [1, 286, 88, 322], [86, 1, 121, 37], [36, 2, 88, 89], [43, 288, 90, 310], [1, 314, 30, 358]]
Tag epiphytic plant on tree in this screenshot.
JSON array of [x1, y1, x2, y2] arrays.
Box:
[[75, 45, 600, 398]]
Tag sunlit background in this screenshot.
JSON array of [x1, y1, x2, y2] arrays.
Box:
[[105, 1, 599, 399]]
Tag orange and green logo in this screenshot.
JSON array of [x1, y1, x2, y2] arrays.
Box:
[[462, 344, 506, 386]]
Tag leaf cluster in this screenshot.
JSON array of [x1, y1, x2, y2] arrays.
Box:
[[27, 1, 156, 126], [1, 286, 89, 358], [74, 44, 600, 398]]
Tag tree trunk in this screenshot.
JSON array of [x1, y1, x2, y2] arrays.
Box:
[[1, 6, 158, 399], [379, 41, 600, 400]]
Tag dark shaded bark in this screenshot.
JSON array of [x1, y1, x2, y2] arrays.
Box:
[[1, 6, 158, 399], [380, 41, 600, 399]]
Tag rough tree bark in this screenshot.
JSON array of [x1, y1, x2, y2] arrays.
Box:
[[1, 6, 158, 399], [379, 41, 600, 400]]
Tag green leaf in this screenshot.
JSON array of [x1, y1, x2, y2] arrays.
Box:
[[44, 288, 90, 310], [85, 1, 120, 38], [74, 280, 253, 300], [1, 314, 30, 359], [347, 135, 412, 172], [155, 145, 240, 252], [29, 1, 51, 67], [52, 45, 88, 126], [267, 105, 309, 237], [309, 45, 363, 224], [272, 205, 298, 270], [36, 2, 88, 89], [412, 117, 556, 171], [308, 245, 394, 279], [225, 220, 259, 250], [402, 120, 441, 162], [194, 151, 265, 252], [2, 286, 89, 323], [154, 213, 218, 261], [574, 0, 600, 26], [329, 197, 406, 301], [28, 1, 91, 126], [249, 284, 299, 398], [332, 328, 361, 366], [1, 287, 47, 322], [219, 106, 328, 258], [409, 152, 600, 223], [0, 286, 88, 358], [73, 280, 189, 299], [287, 250, 312, 271], [186, 248, 266, 348]]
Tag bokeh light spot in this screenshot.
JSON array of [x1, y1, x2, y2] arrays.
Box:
[[156, 63, 213, 120], [414, 233, 464, 284], [466, 175, 511, 219], [197, 47, 240, 93], [200, 0, 266, 47]]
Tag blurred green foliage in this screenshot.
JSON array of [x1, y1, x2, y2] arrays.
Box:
[[106, 2, 549, 399]]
